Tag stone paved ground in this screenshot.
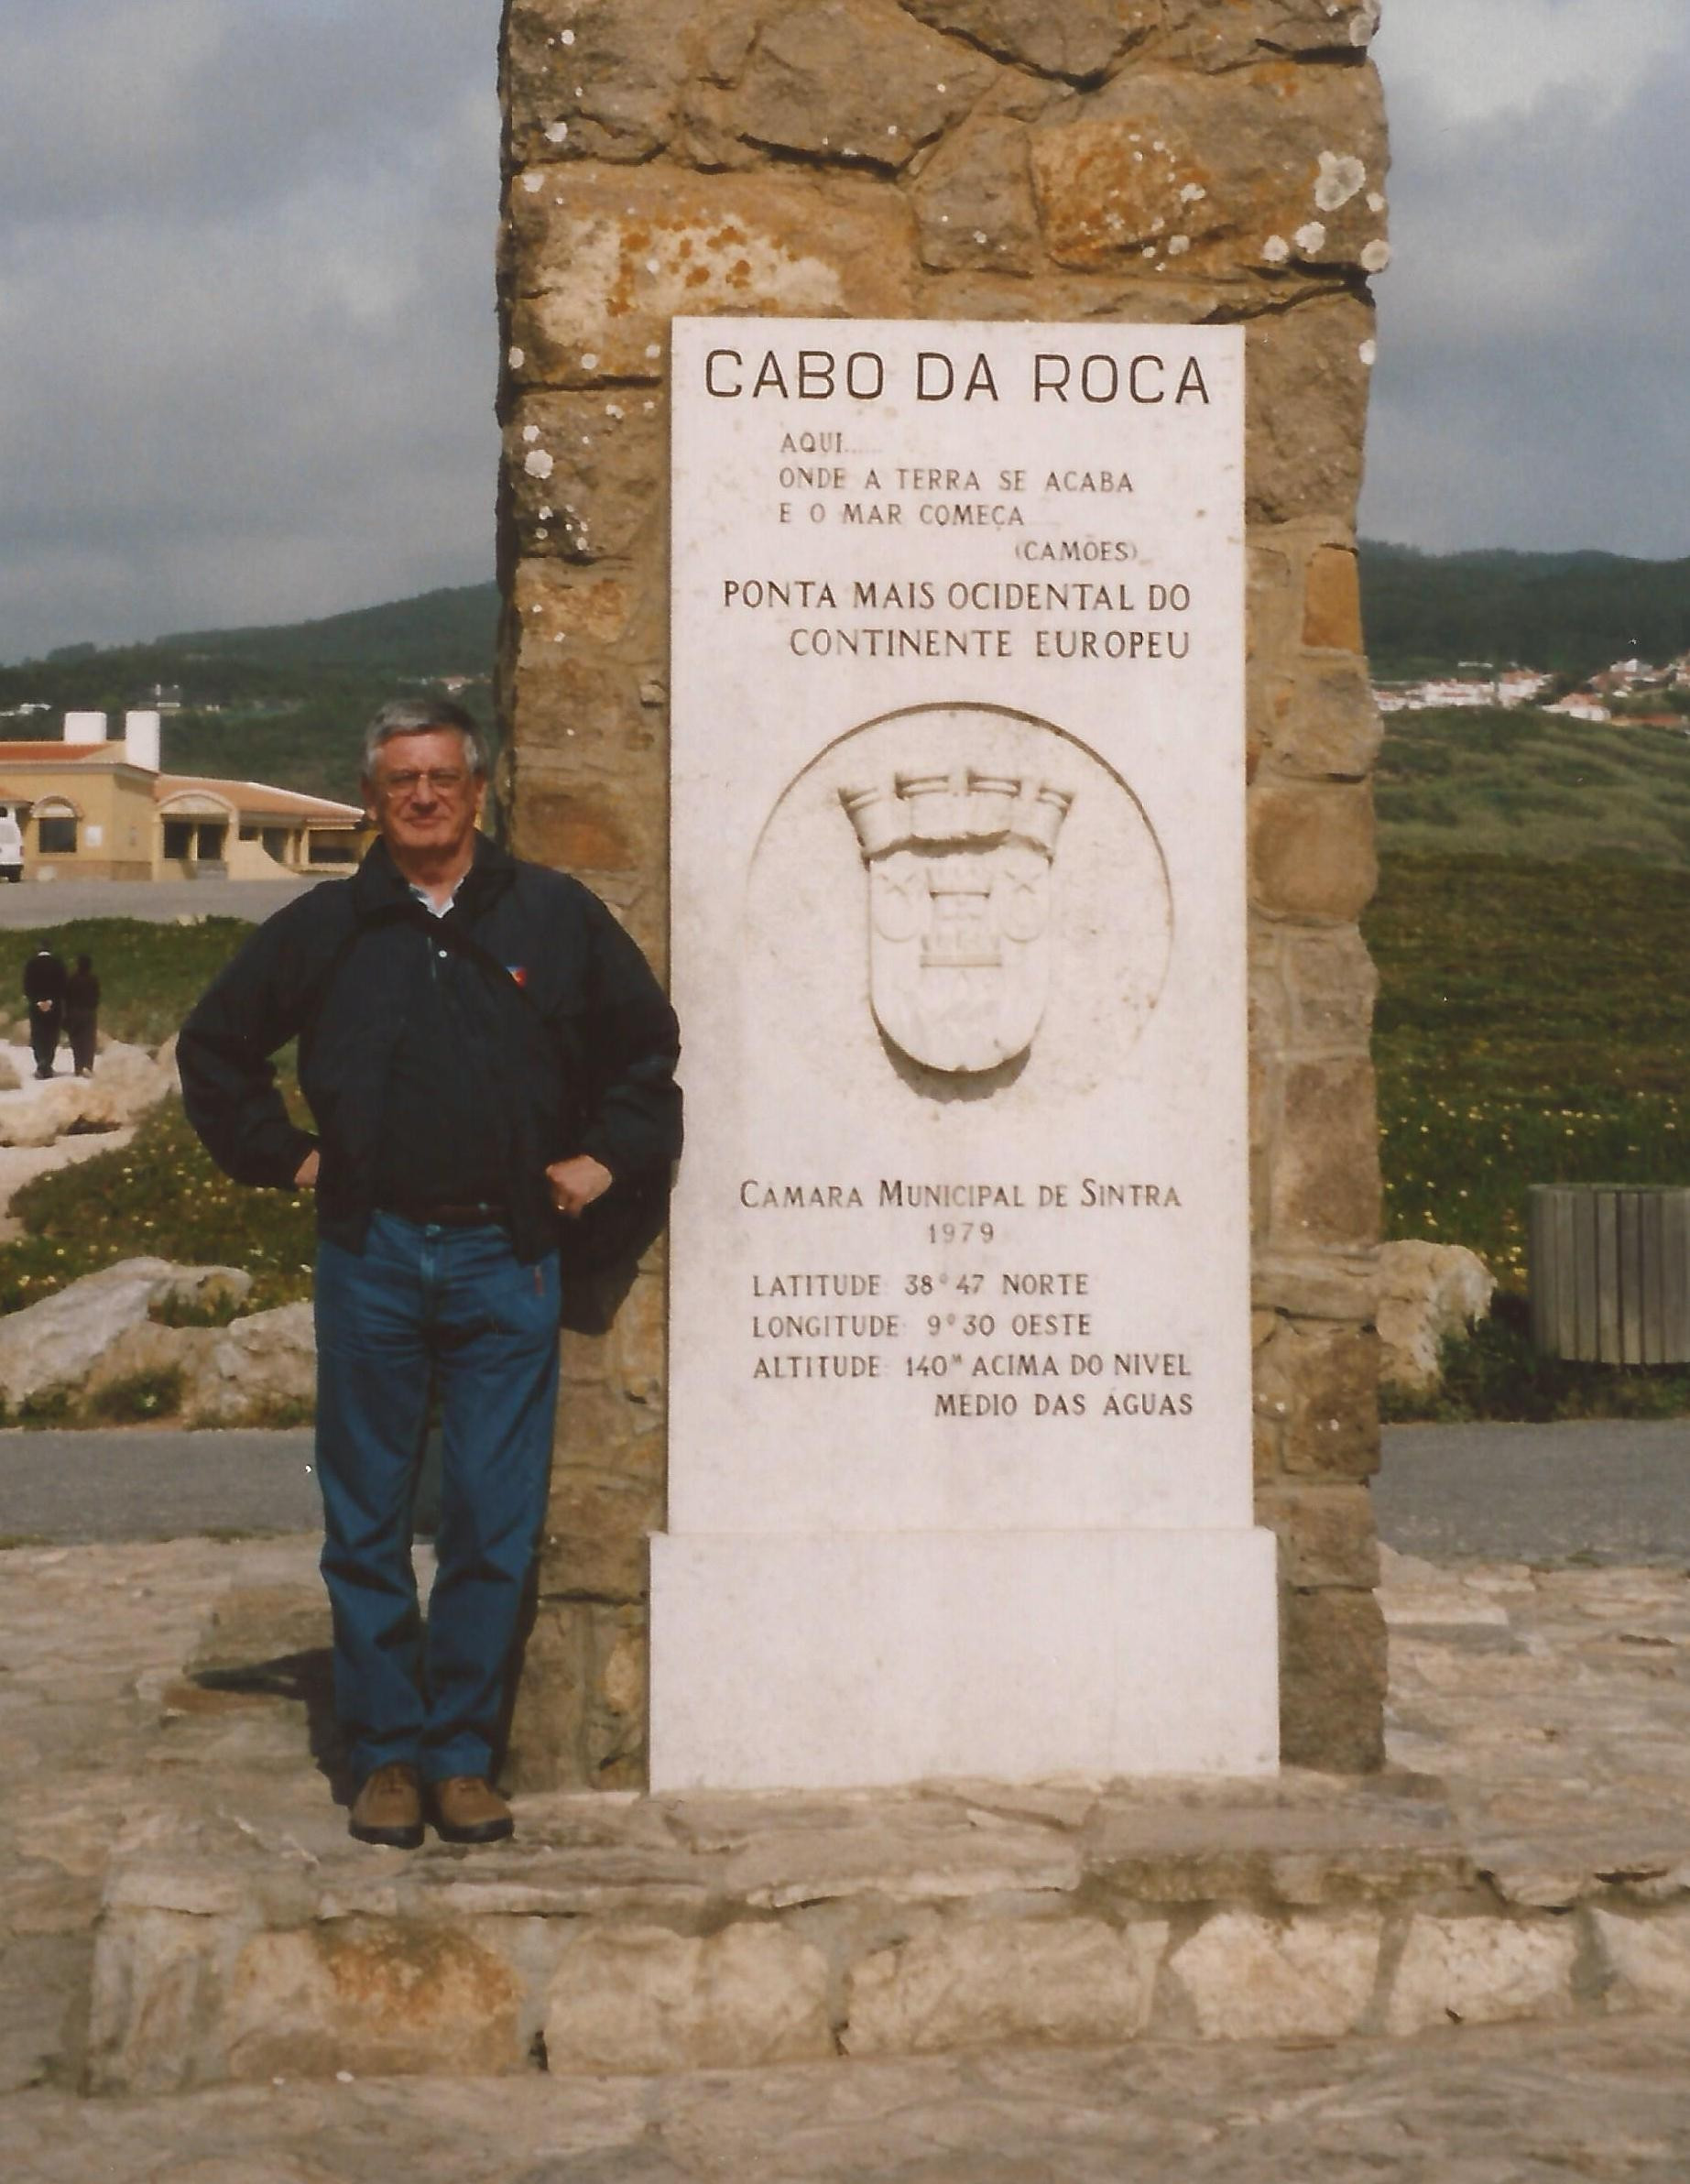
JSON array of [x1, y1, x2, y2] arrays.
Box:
[[4, 1533, 1690, 2168], [5, 2019, 1690, 2181]]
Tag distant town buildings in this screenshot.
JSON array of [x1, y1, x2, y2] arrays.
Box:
[[0, 711, 365, 881], [1373, 666, 1554, 714], [1373, 652, 1690, 727]]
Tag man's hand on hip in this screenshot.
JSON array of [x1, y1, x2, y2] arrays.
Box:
[[294, 1150, 321, 1189], [547, 1154, 614, 1217]]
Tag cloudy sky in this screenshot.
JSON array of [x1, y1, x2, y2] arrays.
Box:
[[0, 0, 1684, 662]]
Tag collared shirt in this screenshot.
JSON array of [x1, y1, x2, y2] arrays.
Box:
[[409, 874, 467, 920]]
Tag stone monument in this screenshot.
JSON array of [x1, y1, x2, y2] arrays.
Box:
[[653, 317, 1275, 1785], [498, 0, 1390, 1784]]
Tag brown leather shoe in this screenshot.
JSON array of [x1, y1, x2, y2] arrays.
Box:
[[430, 1775, 514, 1844], [348, 1762, 423, 1850]]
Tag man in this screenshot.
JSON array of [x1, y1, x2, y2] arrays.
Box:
[[22, 945, 66, 1077], [180, 699, 681, 1850]]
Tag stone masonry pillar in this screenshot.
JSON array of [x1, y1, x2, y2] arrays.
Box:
[[497, 0, 1390, 1781]]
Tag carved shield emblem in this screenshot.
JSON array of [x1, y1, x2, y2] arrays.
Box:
[[841, 769, 1074, 1074]]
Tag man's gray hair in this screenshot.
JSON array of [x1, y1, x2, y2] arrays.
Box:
[[362, 698, 489, 780]]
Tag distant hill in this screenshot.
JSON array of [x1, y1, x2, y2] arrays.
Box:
[[9, 549, 1690, 801], [1360, 542, 1690, 680], [11, 545, 1690, 693], [158, 583, 499, 679], [0, 583, 499, 806]]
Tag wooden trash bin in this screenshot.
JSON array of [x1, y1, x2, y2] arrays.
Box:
[[1528, 1184, 1690, 1364]]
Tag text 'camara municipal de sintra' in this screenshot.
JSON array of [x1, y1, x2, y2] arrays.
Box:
[[737, 1181, 1183, 1209]]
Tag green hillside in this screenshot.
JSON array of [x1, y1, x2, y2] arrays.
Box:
[[1371, 703, 1690, 1294], [1360, 541, 1690, 680], [1, 584, 499, 805], [1377, 705, 1690, 868], [6, 540, 1688, 778], [7, 539, 1690, 699], [159, 583, 498, 677], [1367, 692, 1690, 1416]]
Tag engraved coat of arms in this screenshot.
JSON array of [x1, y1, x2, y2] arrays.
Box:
[[840, 768, 1074, 1075]]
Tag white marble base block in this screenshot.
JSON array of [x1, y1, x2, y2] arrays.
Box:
[[658, 319, 1278, 1790], [650, 1529, 1279, 1789]]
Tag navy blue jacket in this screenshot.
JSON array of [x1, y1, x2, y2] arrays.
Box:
[[179, 834, 681, 1265]]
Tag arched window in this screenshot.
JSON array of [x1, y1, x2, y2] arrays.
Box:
[[33, 797, 80, 856], [159, 795, 234, 864]]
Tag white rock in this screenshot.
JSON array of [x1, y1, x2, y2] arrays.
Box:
[[0, 1041, 171, 1146], [844, 1916, 1166, 2057], [1384, 1915, 1577, 2035], [85, 1906, 226, 2095], [88, 1301, 314, 1425], [0, 1259, 253, 1408], [1378, 1240, 1496, 1390], [1166, 1910, 1379, 2040], [1591, 1908, 1690, 2013], [185, 1304, 316, 1426], [544, 1924, 832, 2074], [82, 1041, 172, 1112], [222, 1925, 523, 2084]]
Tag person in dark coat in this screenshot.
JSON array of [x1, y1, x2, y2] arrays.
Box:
[[64, 954, 100, 1076], [22, 946, 66, 1077], [179, 698, 681, 1853]]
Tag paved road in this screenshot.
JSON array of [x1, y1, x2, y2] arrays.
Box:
[[0, 1427, 320, 1542], [0, 877, 311, 927], [1374, 1418, 1690, 1564], [4, 1419, 1690, 1556]]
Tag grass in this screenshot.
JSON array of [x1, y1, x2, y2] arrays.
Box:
[[0, 1093, 317, 1316], [1371, 707, 1690, 1418], [1377, 706, 1690, 868], [1365, 850, 1690, 1294], [0, 913, 317, 1316], [2, 714, 1686, 1429], [0, 917, 257, 1049]]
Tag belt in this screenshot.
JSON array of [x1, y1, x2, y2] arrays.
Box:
[[378, 1200, 508, 1229]]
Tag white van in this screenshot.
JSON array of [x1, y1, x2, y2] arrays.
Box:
[[0, 808, 22, 883]]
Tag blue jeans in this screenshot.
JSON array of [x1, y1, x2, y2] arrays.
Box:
[[313, 1212, 561, 1785]]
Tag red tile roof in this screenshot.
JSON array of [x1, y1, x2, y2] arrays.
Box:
[[0, 740, 129, 764], [155, 774, 364, 823]]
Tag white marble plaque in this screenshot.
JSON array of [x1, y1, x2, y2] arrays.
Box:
[[653, 319, 1277, 1788]]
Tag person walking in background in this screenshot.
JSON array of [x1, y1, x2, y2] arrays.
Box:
[[64, 954, 100, 1076], [22, 945, 66, 1077]]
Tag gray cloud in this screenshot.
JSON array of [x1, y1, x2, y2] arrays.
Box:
[[1361, 24, 1690, 554], [0, 0, 1683, 661], [0, 0, 503, 661]]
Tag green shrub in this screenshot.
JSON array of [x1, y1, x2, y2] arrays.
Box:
[[12, 1388, 72, 1426], [150, 1289, 249, 1330], [88, 1368, 186, 1424], [1384, 1296, 1690, 1424], [237, 1393, 316, 1429]]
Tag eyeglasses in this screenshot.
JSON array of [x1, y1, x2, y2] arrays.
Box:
[[378, 769, 471, 799]]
